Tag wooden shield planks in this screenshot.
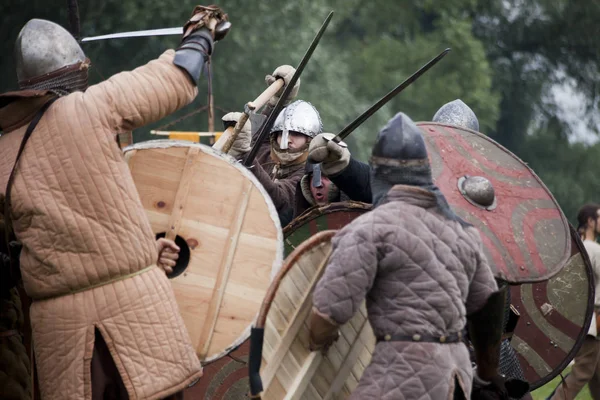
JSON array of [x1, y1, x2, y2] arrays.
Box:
[[124, 140, 283, 363], [283, 202, 372, 257], [510, 225, 595, 390], [259, 231, 376, 399]]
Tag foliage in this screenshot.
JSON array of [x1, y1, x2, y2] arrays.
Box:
[[531, 365, 592, 399], [0, 0, 598, 220]]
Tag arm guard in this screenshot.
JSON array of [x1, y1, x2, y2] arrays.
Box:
[[329, 157, 372, 203], [467, 282, 507, 381], [173, 28, 214, 84]]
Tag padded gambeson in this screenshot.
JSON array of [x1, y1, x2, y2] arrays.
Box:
[[312, 185, 498, 399], [0, 50, 202, 400]]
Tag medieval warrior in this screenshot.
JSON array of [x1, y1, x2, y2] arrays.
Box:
[[0, 6, 229, 399], [307, 112, 512, 399], [292, 161, 352, 218], [307, 99, 529, 397], [222, 67, 323, 226]]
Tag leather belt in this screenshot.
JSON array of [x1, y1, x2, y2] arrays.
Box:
[[376, 330, 465, 344]]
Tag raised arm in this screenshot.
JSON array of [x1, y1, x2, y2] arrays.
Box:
[[82, 6, 230, 134]]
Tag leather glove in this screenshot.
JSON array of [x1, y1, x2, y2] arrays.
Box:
[[472, 373, 529, 400], [183, 5, 231, 42], [222, 112, 251, 158], [265, 65, 300, 107], [308, 308, 340, 355], [308, 133, 351, 176]]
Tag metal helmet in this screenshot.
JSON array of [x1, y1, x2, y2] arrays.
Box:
[[15, 19, 88, 92], [432, 99, 480, 131], [371, 112, 429, 164], [270, 100, 323, 150], [370, 112, 432, 204], [304, 162, 323, 188]]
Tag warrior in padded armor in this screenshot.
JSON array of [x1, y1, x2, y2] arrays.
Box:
[[292, 161, 353, 218], [308, 112, 516, 399], [224, 67, 323, 226], [0, 7, 229, 399], [308, 99, 530, 398]]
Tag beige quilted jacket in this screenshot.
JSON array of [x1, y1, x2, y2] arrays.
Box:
[[0, 50, 201, 399], [312, 185, 498, 399]]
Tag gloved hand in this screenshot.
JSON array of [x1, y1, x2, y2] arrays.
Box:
[[308, 309, 340, 355], [308, 133, 351, 176], [265, 65, 300, 107], [472, 373, 529, 400], [175, 5, 229, 83], [472, 373, 508, 400], [222, 112, 251, 158], [183, 5, 231, 42]]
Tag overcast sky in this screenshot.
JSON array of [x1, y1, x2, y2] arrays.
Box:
[[552, 81, 599, 145]]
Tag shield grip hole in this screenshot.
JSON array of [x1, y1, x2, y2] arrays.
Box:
[[155, 233, 190, 279]]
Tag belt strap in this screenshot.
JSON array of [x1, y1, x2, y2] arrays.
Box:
[[37, 264, 157, 301], [376, 330, 465, 344], [4, 97, 58, 270]]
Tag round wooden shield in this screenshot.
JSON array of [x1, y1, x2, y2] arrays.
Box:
[[283, 202, 372, 256], [124, 140, 283, 363], [418, 122, 571, 284], [257, 231, 376, 399], [510, 224, 595, 390]]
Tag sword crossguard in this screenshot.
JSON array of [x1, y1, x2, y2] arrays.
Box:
[[322, 134, 348, 147]]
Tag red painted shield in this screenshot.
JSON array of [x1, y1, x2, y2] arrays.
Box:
[[183, 341, 250, 399], [418, 122, 571, 284], [510, 224, 594, 390], [282, 201, 372, 257]]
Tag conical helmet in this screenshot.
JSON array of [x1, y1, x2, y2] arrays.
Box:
[[369, 112, 432, 203], [371, 112, 429, 165], [15, 19, 89, 93], [432, 99, 479, 131]]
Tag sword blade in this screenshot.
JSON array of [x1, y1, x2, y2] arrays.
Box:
[[81, 27, 182, 42], [243, 11, 334, 167], [333, 48, 451, 143]]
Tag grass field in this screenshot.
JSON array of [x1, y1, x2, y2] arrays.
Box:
[[530, 366, 592, 400]]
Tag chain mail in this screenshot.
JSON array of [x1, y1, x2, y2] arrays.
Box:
[[19, 60, 90, 96]]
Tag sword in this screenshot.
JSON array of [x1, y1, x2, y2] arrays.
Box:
[[243, 11, 334, 167], [328, 48, 451, 144], [246, 16, 333, 397], [81, 27, 182, 42]]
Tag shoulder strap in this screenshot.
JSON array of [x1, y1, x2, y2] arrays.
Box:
[[3, 97, 58, 266]]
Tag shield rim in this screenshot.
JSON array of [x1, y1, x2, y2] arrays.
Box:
[[417, 121, 572, 284], [523, 223, 595, 390], [283, 201, 372, 236], [124, 139, 284, 364]]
